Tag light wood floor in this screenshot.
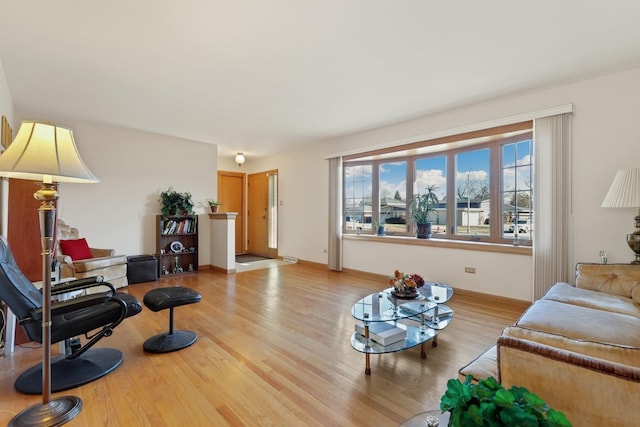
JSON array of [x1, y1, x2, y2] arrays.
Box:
[[0, 263, 529, 426]]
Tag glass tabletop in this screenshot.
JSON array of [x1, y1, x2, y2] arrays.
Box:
[[351, 290, 436, 322]]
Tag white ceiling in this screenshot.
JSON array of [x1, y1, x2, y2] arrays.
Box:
[[1, 1, 640, 159]]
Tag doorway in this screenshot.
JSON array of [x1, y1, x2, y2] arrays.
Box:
[[247, 170, 278, 258], [217, 170, 245, 254]]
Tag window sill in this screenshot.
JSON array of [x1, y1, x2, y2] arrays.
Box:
[[343, 234, 532, 256]]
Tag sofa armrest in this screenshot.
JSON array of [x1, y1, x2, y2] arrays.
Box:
[[90, 247, 116, 257], [69, 255, 127, 274], [498, 335, 640, 426]]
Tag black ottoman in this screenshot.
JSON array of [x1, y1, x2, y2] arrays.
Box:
[[143, 286, 202, 353]]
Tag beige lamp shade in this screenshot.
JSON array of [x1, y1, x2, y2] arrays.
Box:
[[0, 121, 99, 183], [601, 168, 640, 208]]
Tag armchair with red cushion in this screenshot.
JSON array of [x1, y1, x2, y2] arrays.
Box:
[[56, 219, 128, 289]]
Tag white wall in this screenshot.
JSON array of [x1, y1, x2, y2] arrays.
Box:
[[254, 66, 640, 301], [12, 114, 218, 267], [0, 61, 13, 124], [0, 60, 14, 238]]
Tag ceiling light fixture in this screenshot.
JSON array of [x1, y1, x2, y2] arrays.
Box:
[[235, 152, 245, 167]]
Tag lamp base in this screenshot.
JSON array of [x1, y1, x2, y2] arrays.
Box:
[[627, 232, 640, 265], [9, 396, 82, 427]]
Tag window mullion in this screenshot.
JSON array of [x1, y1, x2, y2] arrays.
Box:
[[446, 154, 456, 236], [372, 162, 380, 233], [489, 142, 501, 241]]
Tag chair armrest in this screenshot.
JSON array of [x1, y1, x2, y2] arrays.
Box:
[[29, 292, 114, 321], [51, 276, 115, 295], [91, 247, 115, 257], [56, 254, 74, 267]]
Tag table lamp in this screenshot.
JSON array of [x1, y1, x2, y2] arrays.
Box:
[[0, 121, 99, 426], [601, 168, 640, 264]]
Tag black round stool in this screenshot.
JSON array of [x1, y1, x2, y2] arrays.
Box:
[[143, 286, 202, 353]]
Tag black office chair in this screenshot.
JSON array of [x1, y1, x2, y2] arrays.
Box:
[[0, 238, 142, 394]]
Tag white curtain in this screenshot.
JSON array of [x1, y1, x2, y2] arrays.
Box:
[[533, 113, 572, 300], [328, 156, 343, 271]]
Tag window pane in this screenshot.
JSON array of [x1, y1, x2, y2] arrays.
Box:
[[379, 161, 407, 234], [455, 148, 490, 237], [344, 164, 372, 233], [415, 156, 447, 236], [502, 139, 533, 243]]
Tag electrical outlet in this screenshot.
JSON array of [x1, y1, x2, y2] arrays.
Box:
[[464, 267, 476, 274]]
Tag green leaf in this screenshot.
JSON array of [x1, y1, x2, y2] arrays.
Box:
[[546, 409, 572, 427], [441, 378, 471, 412], [467, 404, 483, 424], [499, 406, 538, 427], [493, 389, 515, 408]]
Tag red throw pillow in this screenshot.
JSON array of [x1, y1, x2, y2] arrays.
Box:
[[59, 238, 93, 260]]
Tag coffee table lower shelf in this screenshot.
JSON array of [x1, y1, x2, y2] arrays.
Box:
[[350, 323, 438, 374]]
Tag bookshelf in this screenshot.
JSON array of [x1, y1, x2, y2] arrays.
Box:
[[156, 215, 198, 276]]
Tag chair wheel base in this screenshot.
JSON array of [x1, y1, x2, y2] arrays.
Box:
[[143, 330, 197, 353], [15, 348, 123, 395]]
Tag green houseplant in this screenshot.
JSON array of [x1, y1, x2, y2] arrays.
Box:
[[159, 187, 195, 216], [441, 375, 571, 427], [410, 185, 439, 238]]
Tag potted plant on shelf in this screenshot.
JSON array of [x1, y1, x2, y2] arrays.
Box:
[[159, 187, 195, 217], [372, 219, 385, 236], [441, 375, 571, 427], [207, 200, 221, 213], [410, 184, 439, 238]]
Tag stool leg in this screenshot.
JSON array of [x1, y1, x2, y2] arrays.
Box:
[[169, 307, 174, 335]]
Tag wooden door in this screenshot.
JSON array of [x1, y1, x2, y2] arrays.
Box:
[[217, 171, 245, 254], [247, 171, 270, 256], [8, 178, 43, 281], [7, 178, 47, 345]]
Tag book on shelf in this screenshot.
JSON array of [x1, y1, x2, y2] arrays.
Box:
[[354, 321, 406, 346], [162, 218, 196, 235]]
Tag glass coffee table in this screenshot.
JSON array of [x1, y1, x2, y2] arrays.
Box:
[[351, 285, 454, 374]]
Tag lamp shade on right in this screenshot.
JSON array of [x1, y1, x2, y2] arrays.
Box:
[[601, 169, 640, 208]]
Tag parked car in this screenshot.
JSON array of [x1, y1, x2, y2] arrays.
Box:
[[508, 219, 531, 233]]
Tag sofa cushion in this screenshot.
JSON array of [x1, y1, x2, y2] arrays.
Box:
[[515, 299, 640, 347], [502, 326, 640, 367], [576, 263, 640, 299], [543, 282, 640, 318], [59, 238, 93, 261], [458, 345, 497, 380]]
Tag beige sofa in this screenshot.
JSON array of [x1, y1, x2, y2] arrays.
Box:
[[460, 263, 640, 426]]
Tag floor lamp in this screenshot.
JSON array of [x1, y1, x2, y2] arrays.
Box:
[[0, 121, 99, 426]]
